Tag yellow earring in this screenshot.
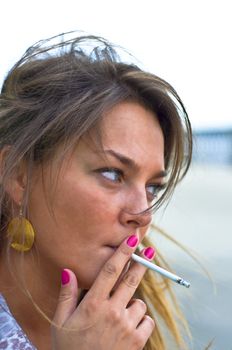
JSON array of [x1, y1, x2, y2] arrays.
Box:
[[7, 208, 35, 252]]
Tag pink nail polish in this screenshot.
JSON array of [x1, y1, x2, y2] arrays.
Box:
[[61, 269, 70, 285], [126, 234, 138, 248], [143, 247, 155, 259]]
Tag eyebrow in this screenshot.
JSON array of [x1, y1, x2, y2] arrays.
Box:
[[101, 149, 167, 179]]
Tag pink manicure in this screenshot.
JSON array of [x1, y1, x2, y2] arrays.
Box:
[[61, 269, 70, 285], [143, 247, 155, 260], [126, 234, 138, 247]]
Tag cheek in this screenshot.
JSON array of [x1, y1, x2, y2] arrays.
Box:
[[53, 179, 120, 231]]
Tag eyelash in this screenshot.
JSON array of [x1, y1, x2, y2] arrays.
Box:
[[146, 183, 165, 201], [97, 167, 165, 201]]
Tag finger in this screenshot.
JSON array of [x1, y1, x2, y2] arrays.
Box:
[[111, 246, 156, 307], [52, 269, 78, 328], [134, 315, 155, 348], [126, 299, 147, 328], [86, 234, 139, 300]]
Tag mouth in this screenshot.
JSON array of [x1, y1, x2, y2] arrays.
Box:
[[105, 245, 118, 251]]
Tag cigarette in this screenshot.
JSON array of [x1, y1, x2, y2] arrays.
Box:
[[131, 253, 190, 288]]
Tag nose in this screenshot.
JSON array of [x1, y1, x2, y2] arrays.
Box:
[[119, 190, 153, 230], [119, 209, 152, 230]]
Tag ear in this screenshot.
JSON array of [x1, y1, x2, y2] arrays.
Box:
[[0, 146, 27, 206]]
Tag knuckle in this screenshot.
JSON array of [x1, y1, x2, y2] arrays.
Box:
[[102, 261, 118, 278], [81, 297, 99, 317], [120, 244, 132, 257], [58, 291, 73, 304], [107, 307, 121, 323], [132, 316, 155, 348], [136, 299, 147, 313], [123, 272, 139, 288], [146, 315, 156, 329], [122, 322, 133, 336]]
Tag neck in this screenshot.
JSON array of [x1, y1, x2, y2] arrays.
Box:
[[0, 249, 80, 349]]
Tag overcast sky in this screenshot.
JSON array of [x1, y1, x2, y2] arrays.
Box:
[[1, 0, 231, 129]]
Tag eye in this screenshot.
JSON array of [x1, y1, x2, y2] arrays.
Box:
[[146, 183, 165, 201], [98, 168, 123, 182]]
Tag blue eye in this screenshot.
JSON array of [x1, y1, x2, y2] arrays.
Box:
[[146, 184, 164, 201], [100, 168, 123, 182]]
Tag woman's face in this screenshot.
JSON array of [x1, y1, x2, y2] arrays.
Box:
[[28, 102, 165, 289]]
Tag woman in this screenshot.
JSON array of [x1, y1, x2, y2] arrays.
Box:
[[0, 33, 192, 349]]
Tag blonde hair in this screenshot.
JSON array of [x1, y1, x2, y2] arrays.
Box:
[[137, 231, 190, 350], [0, 32, 192, 349]]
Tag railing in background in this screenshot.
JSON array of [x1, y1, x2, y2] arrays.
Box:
[[192, 129, 232, 165]]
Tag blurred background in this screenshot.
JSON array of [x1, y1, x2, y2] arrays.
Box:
[[1, 1, 231, 348]]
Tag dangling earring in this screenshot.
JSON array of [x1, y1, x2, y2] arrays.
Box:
[[7, 207, 35, 252]]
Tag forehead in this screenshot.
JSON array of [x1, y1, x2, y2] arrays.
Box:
[[43, 102, 165, 182], [101, 101, 162, 135], [101, 101, 163, 148], [89, 101, 165, 172]]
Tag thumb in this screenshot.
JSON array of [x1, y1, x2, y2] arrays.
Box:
[[52, 269, 78, 327]]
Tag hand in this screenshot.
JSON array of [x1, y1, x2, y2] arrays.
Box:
[[51, 235, 155, 350]]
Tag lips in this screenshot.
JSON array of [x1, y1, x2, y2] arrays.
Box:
[[105, 232, 139, 251], [106, 245, 117, 251]]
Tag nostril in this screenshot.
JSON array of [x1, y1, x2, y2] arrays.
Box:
[[126, 219, 141, 227], [119, 206, 153, 228]]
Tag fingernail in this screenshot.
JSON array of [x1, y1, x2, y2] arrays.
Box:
[[143, 247, 156, 260], [126, 234, 138, 248], [61, 269, 70, 285]]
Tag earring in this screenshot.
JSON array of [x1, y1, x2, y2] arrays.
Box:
[[7, 208, 35, 252]]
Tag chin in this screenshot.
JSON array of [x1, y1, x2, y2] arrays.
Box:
[[73, 247, 116, 289], [76, 265, 103, 290], [77, 260, 131, 292]]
